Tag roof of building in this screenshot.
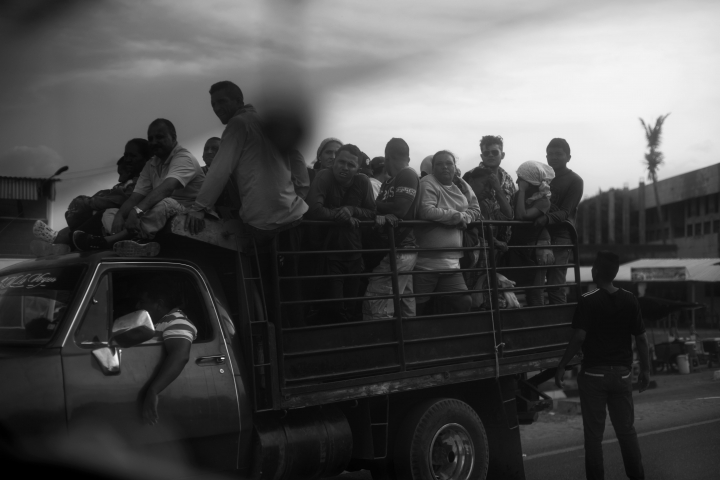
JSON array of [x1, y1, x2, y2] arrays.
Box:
[[569, 258, 720, 283], [0, 176, 58, 201]]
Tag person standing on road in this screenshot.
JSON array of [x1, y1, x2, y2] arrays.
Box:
[[555, 250, 651, 480]]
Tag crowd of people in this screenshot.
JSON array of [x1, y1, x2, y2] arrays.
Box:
[[30, 80, 584, 325]]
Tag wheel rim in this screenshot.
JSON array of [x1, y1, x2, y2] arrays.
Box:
[[428, 423, 474, 480]]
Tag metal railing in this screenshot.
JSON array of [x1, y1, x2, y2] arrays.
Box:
[[243, 218, 582, 410]]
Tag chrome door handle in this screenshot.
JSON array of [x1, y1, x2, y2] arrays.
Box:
[[196, 354, 226, 366]]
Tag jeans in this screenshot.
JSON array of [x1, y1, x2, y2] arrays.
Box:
[[578, 366, 645, 480], [526, 236, 572, 305], [102, 198, 185, 239], [363, 251, 417, 320]]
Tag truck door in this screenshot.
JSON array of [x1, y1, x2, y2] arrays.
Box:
[[61, 263, 241, 472]]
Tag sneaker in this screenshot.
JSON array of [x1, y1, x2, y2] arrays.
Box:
[[33, 220, 58, 243], [30, 240, 71, 257], [73, 230, 109, 251], [113, 240, 160, 257]]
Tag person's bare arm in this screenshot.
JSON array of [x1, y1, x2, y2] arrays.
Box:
[[555, 328, 586, 388], [635, 332, 651, 393], [515, 181, 550, 220], [135, 178, 181, 211], [111, 192, 145, 234], [142, 338, 191, 425], [125, 178, 181, 232]]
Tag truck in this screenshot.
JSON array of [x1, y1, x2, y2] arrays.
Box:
[[0, 216, 581, 480]]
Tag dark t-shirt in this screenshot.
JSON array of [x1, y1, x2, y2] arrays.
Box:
[[572, 288, 646, 368], [376, 167, 419, 248], [546, 168, 583, 239]]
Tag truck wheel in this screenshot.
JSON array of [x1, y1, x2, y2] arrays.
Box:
[[394, 398, 488, 480]]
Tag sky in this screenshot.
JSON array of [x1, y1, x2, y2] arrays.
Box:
[[0, 0, 718, 229]]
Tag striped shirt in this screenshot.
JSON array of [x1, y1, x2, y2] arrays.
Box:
[[153, 308, 197, 343]]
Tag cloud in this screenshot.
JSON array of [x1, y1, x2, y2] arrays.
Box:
[[0, 145, 65, 177]]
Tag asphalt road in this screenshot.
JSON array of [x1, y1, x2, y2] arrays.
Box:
[[332, 369, 720, 479], [524, 417, 720, 480]]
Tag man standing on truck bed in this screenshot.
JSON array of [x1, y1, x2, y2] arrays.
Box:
[[185, 80, 309, 326], [136, 277, 197, 425], [363, 137, 420, 320], [305, 143, 376, 322], [73, 119, 205, 255], [555, 251, 650, 480], [530, 138, 584, 305]]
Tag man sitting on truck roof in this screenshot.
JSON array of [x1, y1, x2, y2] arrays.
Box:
[[363, 138, 420, 321], [135, 276, 197, 425], [72, 118, 205, 255], [415, 151, 482, 316], [32, 138, 152, 255], [305, 143, 377, 322]]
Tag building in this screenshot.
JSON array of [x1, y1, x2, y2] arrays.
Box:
[[0, 176, 59, 269], [577, 163, 720, 261]]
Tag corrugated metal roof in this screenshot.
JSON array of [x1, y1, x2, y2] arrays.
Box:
[[568, 258, 720, 283], [0, 176, 56, 201]]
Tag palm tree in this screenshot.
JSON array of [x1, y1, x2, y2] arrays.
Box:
[[639, 113, 670, 244]]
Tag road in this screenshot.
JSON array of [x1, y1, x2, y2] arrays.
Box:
[[332, 369, 720, 479]]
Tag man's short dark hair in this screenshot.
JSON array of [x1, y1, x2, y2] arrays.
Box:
[[370, 156, 385, 176], [385, 137, 409, 161], [206, 136, 221, 143], [335, 144, 363, 164], [148, 118, 177, 140], [547, 138, 571, 156], [209, 81, 244, 104], [593, 251, 620, 282], [431, 150, 456, 167], [126, 138, 152, 160], [480, 135, 504, 150]]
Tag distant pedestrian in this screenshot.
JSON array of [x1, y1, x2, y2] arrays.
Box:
[[555, 251, 650, 480]]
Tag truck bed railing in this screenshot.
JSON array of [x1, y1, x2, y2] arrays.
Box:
[[240, 219, 581, 411]]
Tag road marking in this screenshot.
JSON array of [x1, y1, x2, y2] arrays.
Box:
[[524, 417, 720, 461], [696, 397, 720, 400]]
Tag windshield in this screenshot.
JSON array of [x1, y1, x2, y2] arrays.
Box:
[[0, 266, 86, 344]]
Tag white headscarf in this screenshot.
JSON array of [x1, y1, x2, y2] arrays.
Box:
[[516, 161, 555, 205]]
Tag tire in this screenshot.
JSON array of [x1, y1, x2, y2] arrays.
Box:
[[394, 398, 489, 480]]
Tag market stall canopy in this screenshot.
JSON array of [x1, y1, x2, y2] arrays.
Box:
[[567, 258, 720, 284], [637, 296, 703, 321]]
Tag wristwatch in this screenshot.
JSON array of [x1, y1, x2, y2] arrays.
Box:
[[134, 206, 144, 217]]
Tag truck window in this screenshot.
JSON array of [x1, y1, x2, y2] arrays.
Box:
[[74, 274, 110, 347], [110, 269, 214, 343], [0, 266, 85, 345]]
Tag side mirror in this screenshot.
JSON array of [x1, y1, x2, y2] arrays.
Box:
[[110, 310, 155, 348], [92, 346, 121, 375]]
